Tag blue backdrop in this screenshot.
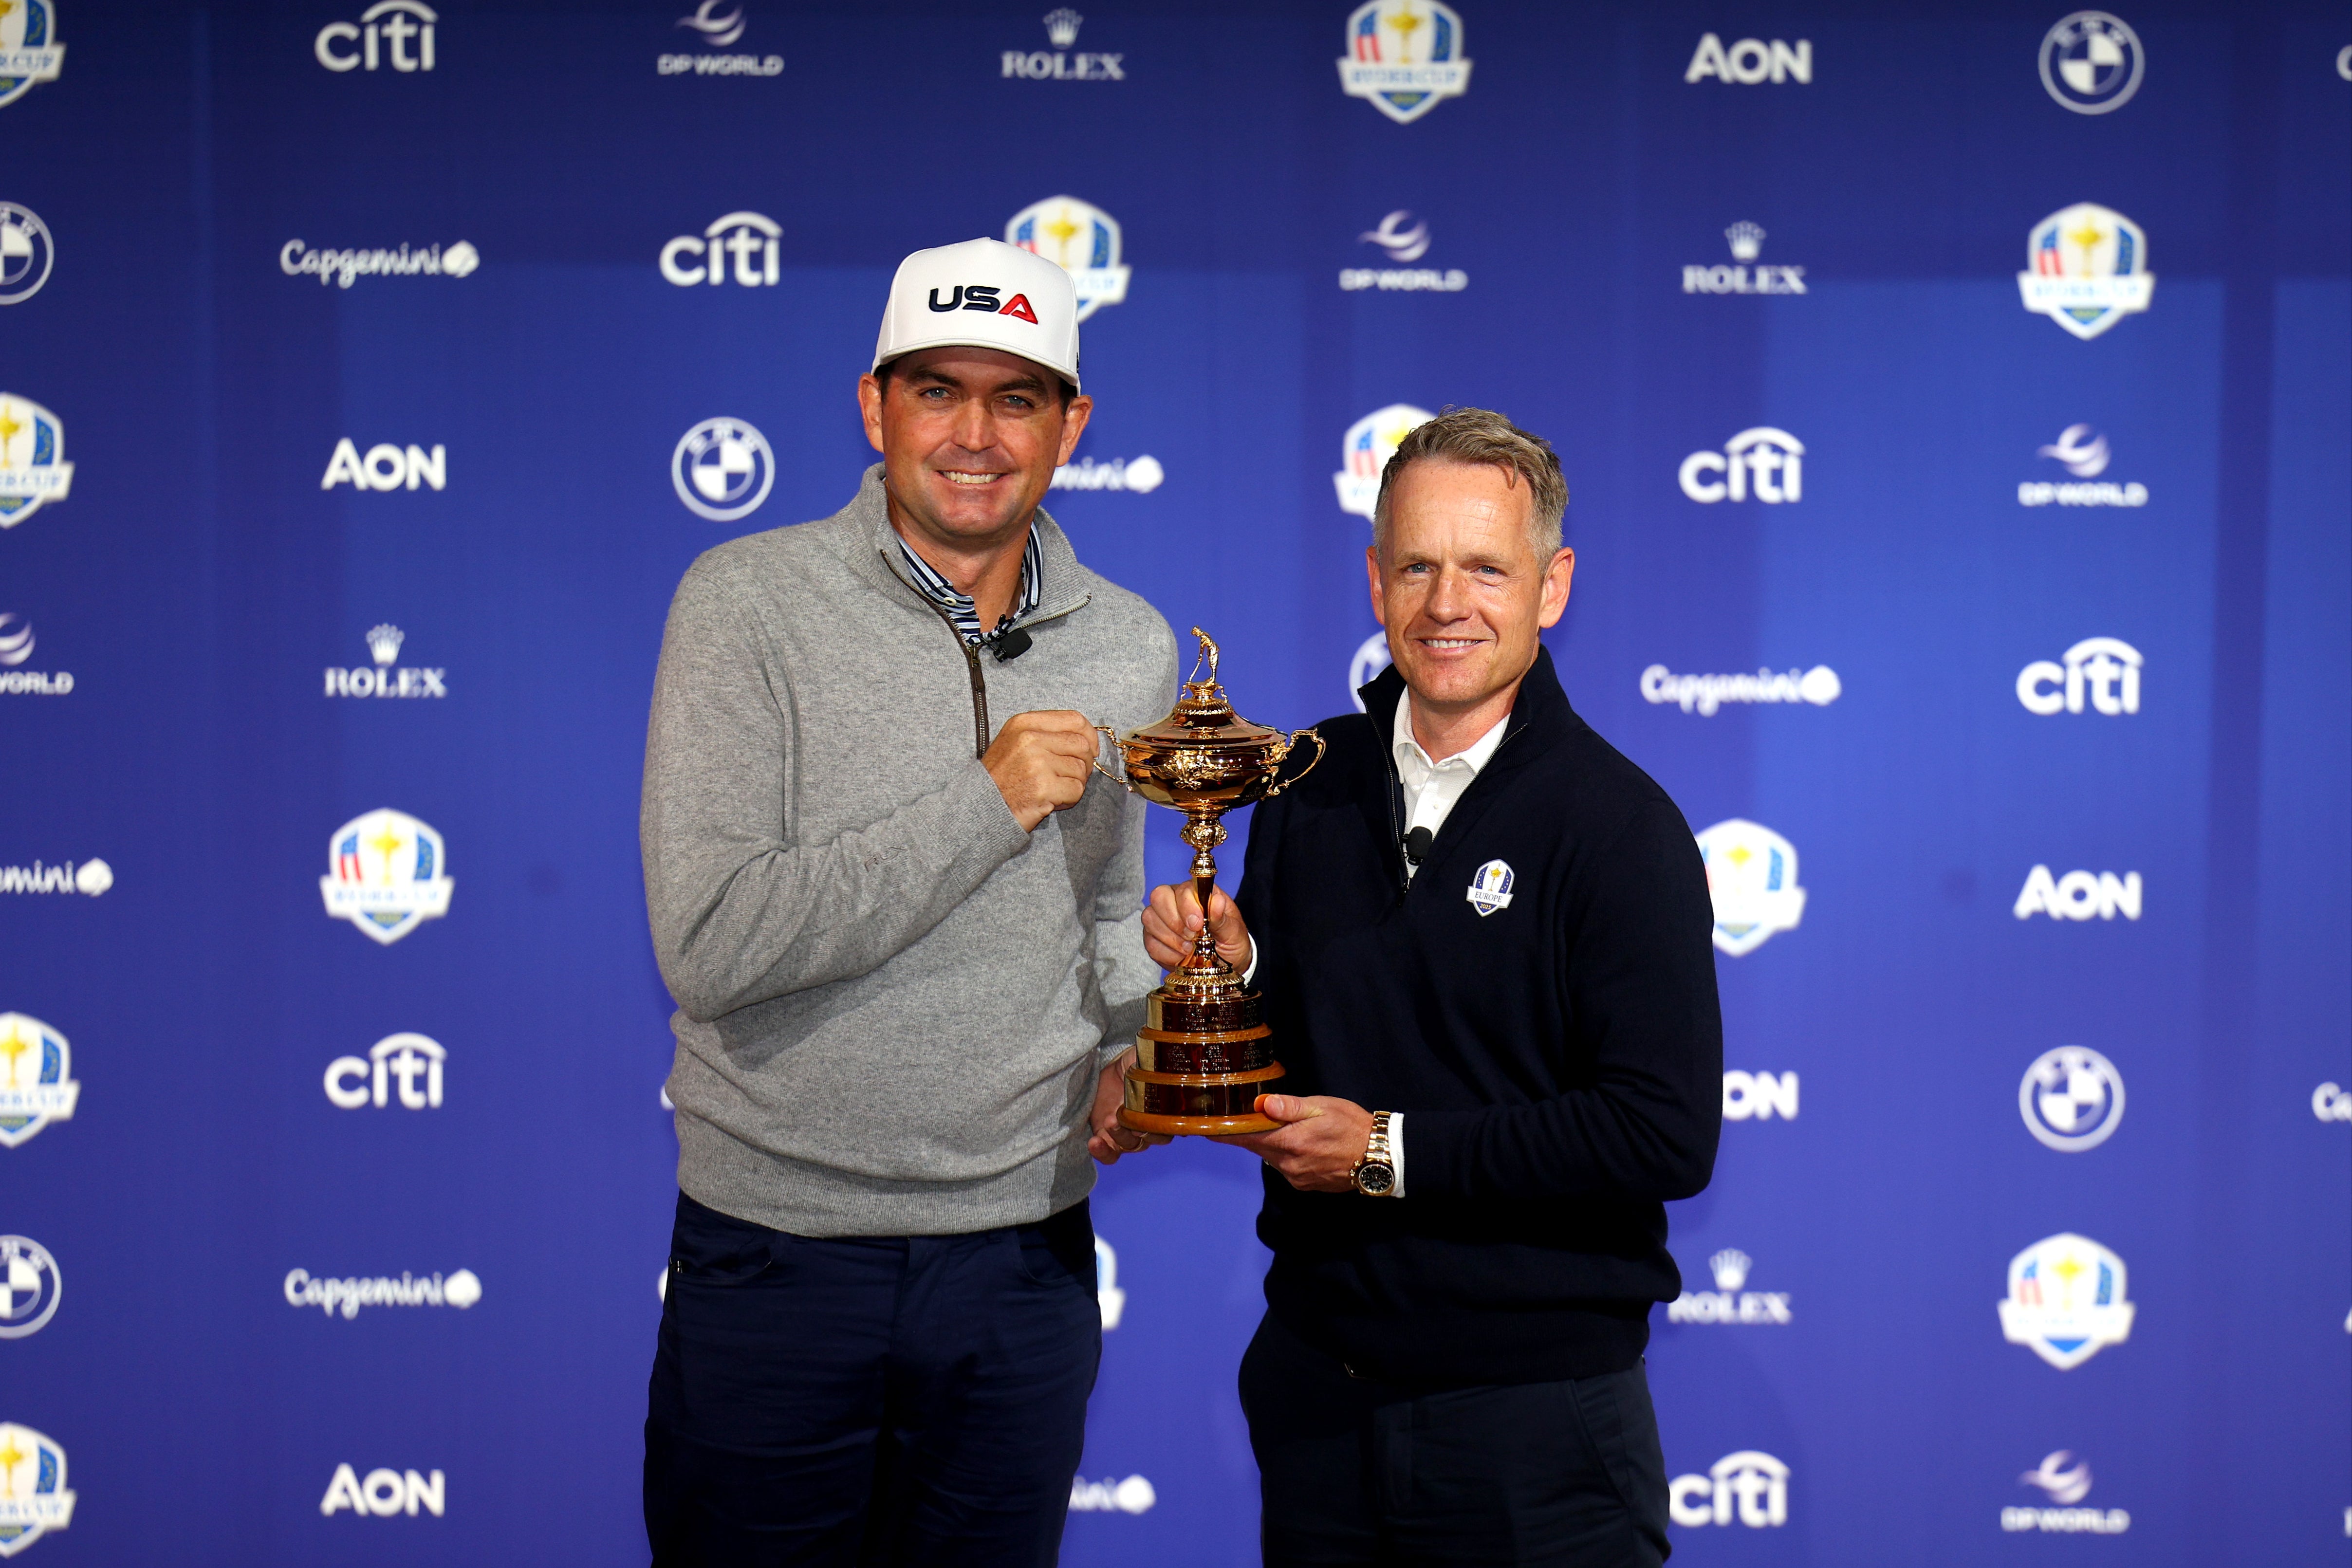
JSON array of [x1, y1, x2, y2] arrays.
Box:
[[2, 1, 2347, 1564]]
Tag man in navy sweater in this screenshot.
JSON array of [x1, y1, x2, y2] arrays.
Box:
[[1143, 406, 1722, 1566]]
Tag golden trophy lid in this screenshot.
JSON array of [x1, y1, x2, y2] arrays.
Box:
[[1124, 629, 1284, 754]]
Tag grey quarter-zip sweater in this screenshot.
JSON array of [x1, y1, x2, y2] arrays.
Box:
[[641, 464, 1178, 1237]]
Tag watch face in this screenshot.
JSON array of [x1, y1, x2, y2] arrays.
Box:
[[1354, 1162, 1395, 1196]]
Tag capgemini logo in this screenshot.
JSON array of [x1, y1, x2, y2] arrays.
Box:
[[1068, 1474, 1156, 1514]]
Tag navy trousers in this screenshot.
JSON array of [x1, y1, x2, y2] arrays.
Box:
[[1240, 1310, 1672, 1568], [645, 1190, 1101, 1568]]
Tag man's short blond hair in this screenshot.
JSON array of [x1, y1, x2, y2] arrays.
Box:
[[1371, 406, 1568, 563]]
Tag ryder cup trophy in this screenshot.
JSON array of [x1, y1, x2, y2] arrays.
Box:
[[1093, 629, 1323, 1135]]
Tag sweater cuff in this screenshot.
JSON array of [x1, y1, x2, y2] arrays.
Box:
[[946, 755, 1034, 866], [1389, 1111, 1406, 1199]]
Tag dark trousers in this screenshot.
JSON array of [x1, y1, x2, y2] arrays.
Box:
[[645, 1190, 1101, 1568], [1240, 1310, 1671, 1568]]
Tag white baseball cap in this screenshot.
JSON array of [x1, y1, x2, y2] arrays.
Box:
[[872, 237, 1082, 393]]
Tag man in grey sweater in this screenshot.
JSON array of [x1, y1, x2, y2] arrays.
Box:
[[640, 237, 1177, 1567]]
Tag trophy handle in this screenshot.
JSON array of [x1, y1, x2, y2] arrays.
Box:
[[1088, 723, 1135, 790], [1261, 728, 1326, 799]]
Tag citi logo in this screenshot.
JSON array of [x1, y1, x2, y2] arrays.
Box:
[[2014, 866, 2141, 922], [322, 441, 446, 492], [1679, 428, 1803, 503], [926, 284, 1039, 323], [315, 0, 436, 72], [320, 1465, 445, 1518], [1684, 34, 1811, 84], [1722, 1070, 1796, 1121], [1669, 1451, 1789, 1528], [2017, 638, 2140, 715], [660, 211, 781, 287], [324, 1032, 445, 1109], [326, 624, 446, 699]]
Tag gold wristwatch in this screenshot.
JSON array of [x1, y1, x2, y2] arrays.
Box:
[[1351, 1110, 1397, 1197]]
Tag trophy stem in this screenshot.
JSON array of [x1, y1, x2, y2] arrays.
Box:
[[1180, 812, 1228, 974]]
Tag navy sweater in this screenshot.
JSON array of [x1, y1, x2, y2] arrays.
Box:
[[1238, 648, 1722, 1386]]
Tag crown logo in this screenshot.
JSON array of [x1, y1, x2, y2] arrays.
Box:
[[1043, 7, 1082, 46], [1709, 1249, 1752, 1291], [1724, 221, 1765, 263], [366, 624, 405, 666]]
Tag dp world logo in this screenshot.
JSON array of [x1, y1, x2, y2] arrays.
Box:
[[2039, 12, 2143, 114], [2019, 203, 2153, 340], [1695, 819, 1806, 956], [319, 809, 453, 945], [0, 396, 72, 530], [0, 1014, 77, 1148], [2020, 1045, 2124, 1151], [1999, 1232, 2134, 1369], [1006, 196, 1129, 322], [672, 417, 773, 522], [0, 1423, 74, 1555], [1338, 0, 1472, 124], [1333, 404, 1434, 519], [0, 1, 65, 110]]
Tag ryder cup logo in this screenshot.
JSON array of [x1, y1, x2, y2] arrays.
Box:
[[319, 809, 453, 945], [2020, 1045, 2125, 1151], [672, 417, 774, 522], [0, 1, 64, 110], [0, 397, 71, 529], [2039, 12, 2143, 114], [1006, 197, 1129, 322], [1333, 404, 1434, 518], [0, 1423, 74, 1555], [0, 1015, 77, 1149], [2000, 1232, 2134, 1369], [0, 205, 52, 304], [1338, 0, 1472, 124], [1465, 859, 1514, 916], [2019, 204, 2153, 339], [1695, 819, 1806, 956], [0, 1237, 58, 1339]]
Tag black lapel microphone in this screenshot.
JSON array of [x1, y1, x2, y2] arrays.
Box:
[[992, 628, 1033, 663], [1403, 826, 1435, 866]]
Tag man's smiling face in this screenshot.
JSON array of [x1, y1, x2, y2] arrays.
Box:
[[859, 347, 1091, 555], [1367, 459, 1574, 719]]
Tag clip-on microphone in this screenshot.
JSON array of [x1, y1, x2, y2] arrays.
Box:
[[1403, 826, 1435, 866], [992, 627, 1033, 663]]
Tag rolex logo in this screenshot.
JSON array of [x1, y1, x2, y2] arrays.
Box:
[[329, 626, 445, 700], [1724, 222, 1765, 263], [1043, 7, 1082, 46], [366, 624, 405, 666], [1709, 1249, 1752, 1291]]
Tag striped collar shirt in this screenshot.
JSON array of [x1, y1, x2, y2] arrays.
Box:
[[896, 527, 1043, 648]]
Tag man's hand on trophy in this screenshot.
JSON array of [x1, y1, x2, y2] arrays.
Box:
[[1142, 882, 1254, 973], [1211, 1095, 1374, 1193], [1087, 1047, 1168, 1164], [984, 710, 1099, 831]]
